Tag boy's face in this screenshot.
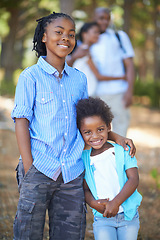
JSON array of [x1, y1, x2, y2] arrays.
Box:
[[42, 17, 75, 59], [80, 115, 111, 150], [94, 11, 111, 33]]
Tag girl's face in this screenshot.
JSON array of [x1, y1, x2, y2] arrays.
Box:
[[42, 17, 75, 59], [80, 115, 111, 150], [84, 26, 100, 45]]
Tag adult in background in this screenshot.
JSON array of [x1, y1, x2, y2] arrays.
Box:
[[90, 7, 135, 136], [72, 22, 126, 97]]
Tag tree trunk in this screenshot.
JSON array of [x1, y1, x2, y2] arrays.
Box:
[[123, 0, 135, 36], [1, 8, 19, 82], [153, 5, 160, 80], [59, 0, 75, 16]]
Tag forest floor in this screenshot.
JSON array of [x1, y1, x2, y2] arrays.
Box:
[[0, 96, 160, 240]]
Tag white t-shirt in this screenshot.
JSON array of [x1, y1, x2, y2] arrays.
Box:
[[90, 29, 134, 95], [73, 56, 98, 96], [90, 147, 123, 213]]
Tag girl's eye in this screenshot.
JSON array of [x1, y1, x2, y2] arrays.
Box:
[[98, 128, 104, 132], [69, 34, 75, 38], [55, 31, 62, 35], [84, 131, 91, 135]]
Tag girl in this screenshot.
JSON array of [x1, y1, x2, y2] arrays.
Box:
[[12, 12, 136, 240], [76, 97, 142, 240], [12, 12, 88, 240], [68, 22, 126, 96]]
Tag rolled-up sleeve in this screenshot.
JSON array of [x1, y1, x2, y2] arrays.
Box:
[[11, 71, 35, 123], [119, 31, 135, 59]]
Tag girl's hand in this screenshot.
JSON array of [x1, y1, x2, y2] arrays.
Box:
[[98, 200, 119, 218], [122, 75, 127, 80], [92, 199, 109, 214]]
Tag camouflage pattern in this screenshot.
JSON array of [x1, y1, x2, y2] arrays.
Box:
[[14, 162, 86, 240]]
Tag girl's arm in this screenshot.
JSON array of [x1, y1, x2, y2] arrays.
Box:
[[87, 56, 126, 81], [83, 179, 108, 214], [15, 118, 33, 174], [108, 131, 136, 157], [67, 45, 89, 67], [98, 167, 139, 218]]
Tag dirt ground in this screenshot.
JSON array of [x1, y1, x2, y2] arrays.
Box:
[[0, 96, 160, 239]]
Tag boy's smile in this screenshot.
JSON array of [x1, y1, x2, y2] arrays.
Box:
[[80, 115, 111, 150]]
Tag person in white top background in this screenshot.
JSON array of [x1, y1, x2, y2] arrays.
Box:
[[90, 7, 135, 136], [68, 7, 135, 136], [76, 97, 142, 240], [71, 22, 126, 96]]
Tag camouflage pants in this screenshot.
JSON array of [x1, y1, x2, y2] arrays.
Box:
[[13, 161, 86, 240]]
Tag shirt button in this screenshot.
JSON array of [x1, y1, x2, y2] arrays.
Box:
[[60, 84, 63, 87], [65, 116, 68, 119], [62, 162, 65, 166], [64, 149, 66, 152], [63, 100, 65, 103], [42, 98, 45, 101], [64, 133, 67, 136]]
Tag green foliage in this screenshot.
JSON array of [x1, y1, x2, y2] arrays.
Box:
[[0, 79, 16, 97], [150, 168, 160, 189], [134, 79, 160, 108], [0, 10, 10, 38]]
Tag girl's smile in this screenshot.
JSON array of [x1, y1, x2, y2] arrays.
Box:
[[80, 115, 111, 150], [42, 18, 75, 62]]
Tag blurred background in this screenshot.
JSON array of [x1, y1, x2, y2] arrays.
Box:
[[0, 0, 160, 239], [0, 0, 160, 107]]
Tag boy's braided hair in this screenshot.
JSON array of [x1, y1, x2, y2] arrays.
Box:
[[32, 12, 75, 58], [76, 97, 114, 130]]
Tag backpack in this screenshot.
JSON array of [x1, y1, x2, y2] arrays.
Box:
[[115, 32, 126, 53]]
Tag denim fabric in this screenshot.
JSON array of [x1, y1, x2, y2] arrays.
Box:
[[13, 164, 86, 240], [93, 211, 140, 240]]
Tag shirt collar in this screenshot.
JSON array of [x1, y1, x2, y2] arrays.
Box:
[[37, 56, 70, 76], [105, 28, 113, 34]]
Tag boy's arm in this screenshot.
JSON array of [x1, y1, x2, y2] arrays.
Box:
[[15, 118, 33, 174], [98, 167, 139, 218], [83, 179, 107, 214], [123, 57, 135, 107], [108, 131, 136, 157]]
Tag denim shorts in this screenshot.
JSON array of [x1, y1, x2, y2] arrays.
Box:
[[93, 211, 140, 240], [14, 160, 86, 240]]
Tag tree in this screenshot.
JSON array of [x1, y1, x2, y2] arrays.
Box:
[[0, 0, 57, 83], [152, 0, 160, 80], [0, 1, 22, 82], [59, 0, 75, 15], [123, 0, 135, 36]]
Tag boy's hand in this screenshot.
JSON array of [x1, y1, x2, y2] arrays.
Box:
[[98, 199, 119, 218]]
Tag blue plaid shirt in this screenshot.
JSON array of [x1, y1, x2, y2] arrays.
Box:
[[11, 56, 88, 183]]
